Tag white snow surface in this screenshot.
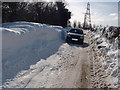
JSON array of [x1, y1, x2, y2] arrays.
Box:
[[90, 27, 119, 88], [3, 43, 80, 88], [2, 22, 65, 83], [2, 22, 119, 88]]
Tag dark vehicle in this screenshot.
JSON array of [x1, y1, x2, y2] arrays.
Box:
[[66, 29, 84, 44]]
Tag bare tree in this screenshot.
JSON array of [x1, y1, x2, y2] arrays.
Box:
[[73, 21, 77, 28], [67, 21, 71, 27], [78, 22, 81, 28]]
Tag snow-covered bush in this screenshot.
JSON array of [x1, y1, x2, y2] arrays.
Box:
[[104, 26, 119, 43]]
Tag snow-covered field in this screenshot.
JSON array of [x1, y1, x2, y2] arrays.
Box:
[[1, 22, 65, 83]]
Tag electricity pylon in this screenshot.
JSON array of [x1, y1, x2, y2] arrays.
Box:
[[83, 2, 92, 30]]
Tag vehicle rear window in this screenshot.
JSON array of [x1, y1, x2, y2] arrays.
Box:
[[69, 29, 83, 34]]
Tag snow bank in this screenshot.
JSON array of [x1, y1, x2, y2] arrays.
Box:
[[89, 26, 119, 88], [3, 42, 83, 88], [2, 22, 64, 83]]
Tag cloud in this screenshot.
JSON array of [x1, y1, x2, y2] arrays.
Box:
[[109, 13, 117, 16]]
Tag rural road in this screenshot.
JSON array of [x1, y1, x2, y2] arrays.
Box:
[[57, 35, 92, 88], [24, 34, 93, 88]]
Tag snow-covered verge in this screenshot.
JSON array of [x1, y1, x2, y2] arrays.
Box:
[[89, 26, 119, 88], [1, 22, 64, 83]]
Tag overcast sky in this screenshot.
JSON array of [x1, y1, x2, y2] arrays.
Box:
[[66, 0, 119, 26]]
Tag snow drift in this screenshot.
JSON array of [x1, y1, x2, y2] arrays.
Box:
[[90, 26, 119, 88], [2, 22, 64, 83]]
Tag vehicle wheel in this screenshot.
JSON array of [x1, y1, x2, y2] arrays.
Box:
[[80, 40, 83, 44], [81, 41, 83, 44], [66, 37, 69, 43], [66, 39, 68, 43]]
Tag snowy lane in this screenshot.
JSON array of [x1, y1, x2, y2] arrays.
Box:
[[4, 35, 91, 88]]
